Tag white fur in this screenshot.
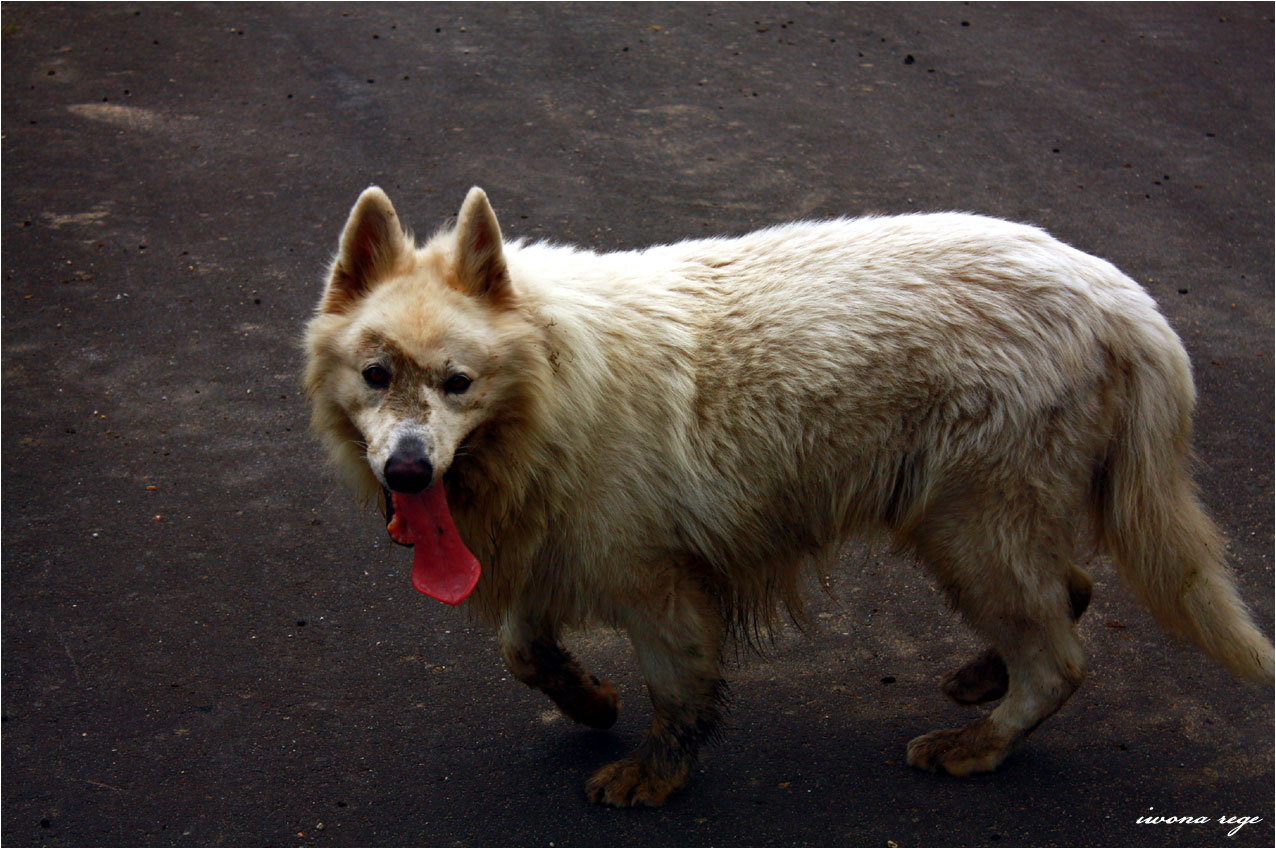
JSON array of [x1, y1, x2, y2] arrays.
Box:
[[306, 187, 1273, 805]]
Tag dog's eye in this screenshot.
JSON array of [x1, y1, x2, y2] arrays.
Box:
[[362, 364, 391, 389], [443, 373, 472, 395]]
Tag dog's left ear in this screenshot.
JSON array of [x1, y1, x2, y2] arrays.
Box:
[[454, 187, 512, 303]]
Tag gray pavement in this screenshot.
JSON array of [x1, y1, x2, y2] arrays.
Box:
[[2, 3, 1273, 846]]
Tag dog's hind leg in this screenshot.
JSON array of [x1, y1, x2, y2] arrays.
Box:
[[940, 647, 1010, 707], [904, 499, 1087, 776], [941, 565, 1092, 705], [586, 570, 726, 807], [499, 618, 620, 730]]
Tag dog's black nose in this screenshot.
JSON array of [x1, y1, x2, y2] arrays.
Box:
[[384, 451, 434, 494]]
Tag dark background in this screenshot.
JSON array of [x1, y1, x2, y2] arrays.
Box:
[[3, 3, 1272, 846]]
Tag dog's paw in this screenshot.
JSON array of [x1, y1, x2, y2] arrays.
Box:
[[906, 721, 1011, 777], [941, 649, 1009, 705], [557, 676, 620, 729], [585, 757, 687, 807]]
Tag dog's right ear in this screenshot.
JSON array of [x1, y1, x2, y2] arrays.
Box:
[[321, 186, 408, 314]]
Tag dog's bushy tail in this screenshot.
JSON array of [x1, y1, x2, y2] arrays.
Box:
[[1095, 323, 1273, 685]]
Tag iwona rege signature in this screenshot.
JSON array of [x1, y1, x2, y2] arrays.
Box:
[[1137, 808, 1264, 838]]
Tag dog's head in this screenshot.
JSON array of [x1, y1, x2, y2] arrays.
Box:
[[304, 187, 543, 519]]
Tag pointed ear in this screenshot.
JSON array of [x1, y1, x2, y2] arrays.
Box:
[[321, 187, 408, 314], [453, 187, 512, 303]]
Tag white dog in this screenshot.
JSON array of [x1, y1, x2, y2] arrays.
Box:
[[305, 187, 1273, 806]]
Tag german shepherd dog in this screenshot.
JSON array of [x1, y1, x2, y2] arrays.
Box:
[[305, 187, 1272, 805]]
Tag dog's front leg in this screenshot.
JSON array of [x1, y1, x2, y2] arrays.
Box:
[[586, 572, 726, 807], [498, 617, 620, 730]]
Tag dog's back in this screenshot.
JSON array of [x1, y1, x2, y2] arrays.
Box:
[[497, 215, 1175, 611]]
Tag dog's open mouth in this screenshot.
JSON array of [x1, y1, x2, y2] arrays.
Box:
[[383, 483, 481, 605]]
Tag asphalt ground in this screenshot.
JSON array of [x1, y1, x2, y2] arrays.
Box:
[[2, 3, 1273, 846]]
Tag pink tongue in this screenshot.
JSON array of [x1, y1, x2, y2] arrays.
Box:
[[387, 484, 481, 605]]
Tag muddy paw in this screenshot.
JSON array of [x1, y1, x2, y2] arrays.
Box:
[[941, 649, 1009, 706], [585, 756, 688, 807], [906, 720, 1010, 777], [558, 676, 620, 729]]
